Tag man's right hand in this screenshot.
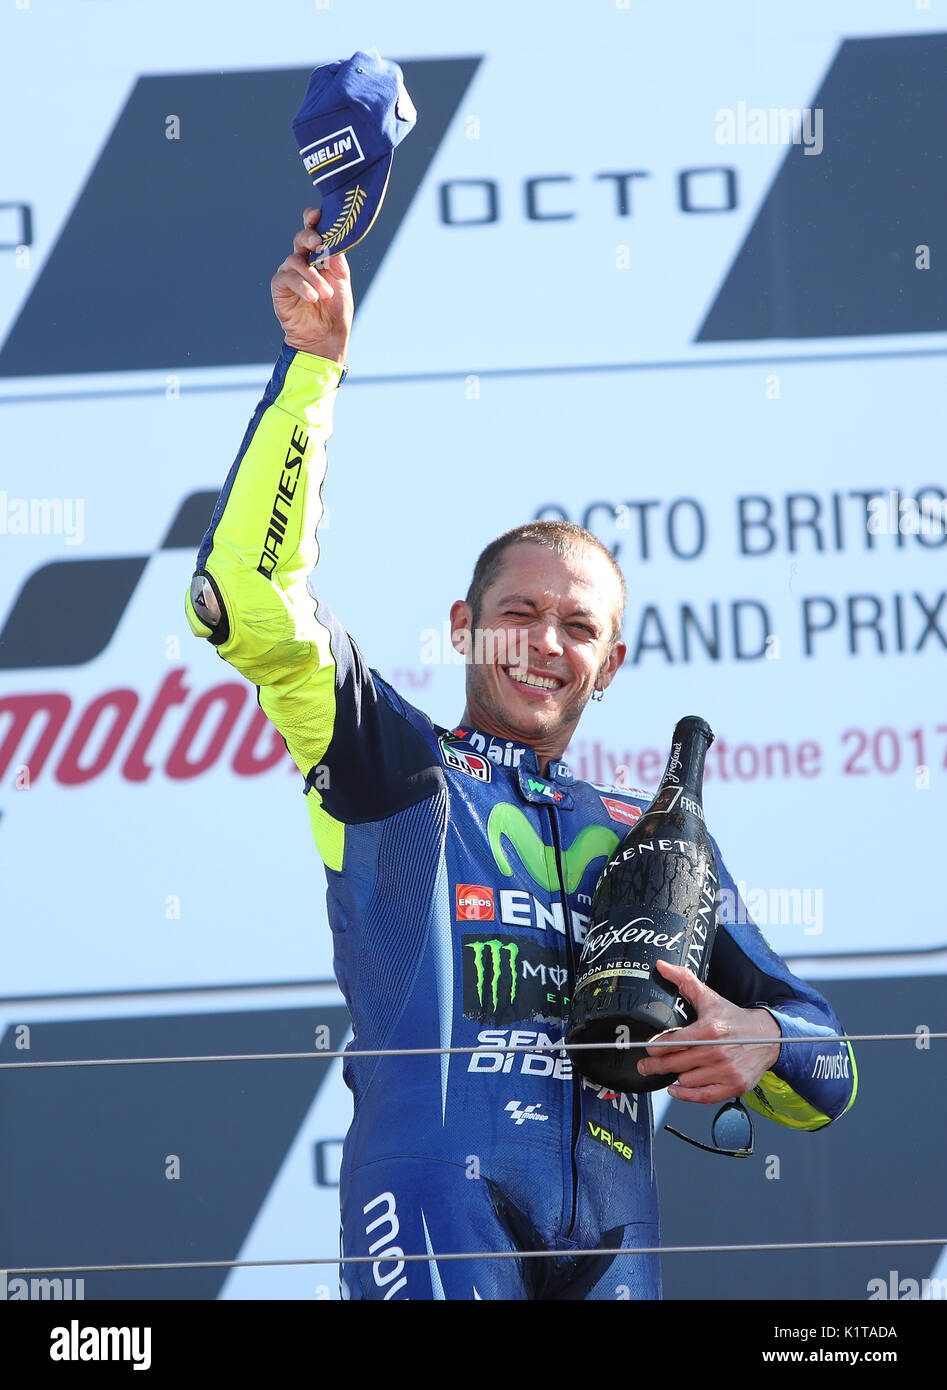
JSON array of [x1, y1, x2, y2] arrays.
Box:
[[271, 207, 354, 365]]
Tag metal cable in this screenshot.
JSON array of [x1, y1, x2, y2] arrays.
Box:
[[3, 1034, 940, 1289], [3, 1031, 939, 1285], [5, 1237, 945, 1278], [0, 1031, 939, 1070]]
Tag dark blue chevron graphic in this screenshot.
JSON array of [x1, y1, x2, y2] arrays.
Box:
[[698, 33, 947, 341], [0, 491, 217, 669], [0, 59, 479, 377], [658, 973, 945, 1299], [0, 1006, 349, 1300]]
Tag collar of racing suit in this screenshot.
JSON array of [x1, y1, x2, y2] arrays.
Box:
[[444, 723, 575, 791]]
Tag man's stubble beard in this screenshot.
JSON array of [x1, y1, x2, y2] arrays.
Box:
[[463, 657, 600, 747]]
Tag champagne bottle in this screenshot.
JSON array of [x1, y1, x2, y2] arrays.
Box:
[[565, 715, 720, 1093]]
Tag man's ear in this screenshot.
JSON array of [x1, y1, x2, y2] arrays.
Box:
[[449, 599, 473, 653], [599, 639, 627, 691]]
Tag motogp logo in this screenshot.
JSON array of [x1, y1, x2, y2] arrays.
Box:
[[504, 1101, 549, 1125]]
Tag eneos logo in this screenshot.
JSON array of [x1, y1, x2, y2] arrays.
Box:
[[600, 796, 643, 828], [456, 885, 495, 921]]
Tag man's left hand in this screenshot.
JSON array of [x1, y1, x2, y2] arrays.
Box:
[[636, 960, 782, 1104]]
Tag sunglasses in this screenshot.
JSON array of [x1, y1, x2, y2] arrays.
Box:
[[664, 1098, 754, 1158]]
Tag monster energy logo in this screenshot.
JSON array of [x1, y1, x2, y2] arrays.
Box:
[[487, 803, 618, 893], [466, 939, 519, 1010], [462, 933, 571, 1023]]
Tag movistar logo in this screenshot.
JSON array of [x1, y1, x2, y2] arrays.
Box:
[[466, 939, 518, 1010], [487, 803, 618, 893]]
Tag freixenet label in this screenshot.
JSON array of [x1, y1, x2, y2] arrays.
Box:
[[580, 918, 685, 966]]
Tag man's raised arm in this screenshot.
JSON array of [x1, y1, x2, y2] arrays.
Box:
[[184, 209, 353, 768]]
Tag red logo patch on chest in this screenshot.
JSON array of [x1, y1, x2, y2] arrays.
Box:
[[456, 885, 496, 920]]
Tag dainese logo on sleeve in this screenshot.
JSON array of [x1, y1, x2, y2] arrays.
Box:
[[456, 885, 495, 921]]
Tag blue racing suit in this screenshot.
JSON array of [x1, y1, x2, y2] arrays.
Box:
[[186, 346, 858, 1301]]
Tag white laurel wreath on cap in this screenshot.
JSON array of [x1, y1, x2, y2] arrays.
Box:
[[321, 186, 367, 250]]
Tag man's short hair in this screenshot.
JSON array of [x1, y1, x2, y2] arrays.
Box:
[[466, 520, 626, 642]]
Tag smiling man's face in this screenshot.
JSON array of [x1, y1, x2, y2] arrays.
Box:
[[449, 542, 626, 769]]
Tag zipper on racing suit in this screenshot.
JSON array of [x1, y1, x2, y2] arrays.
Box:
[[546, 804, 581, 1238]]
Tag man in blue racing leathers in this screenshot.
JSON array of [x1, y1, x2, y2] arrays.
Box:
[[186, 209, 857, 1301]]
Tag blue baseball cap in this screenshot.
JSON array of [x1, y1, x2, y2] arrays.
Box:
[[292, 49, 417, 261]]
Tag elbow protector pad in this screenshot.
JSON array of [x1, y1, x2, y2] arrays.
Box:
[[187, 570, 230, 646]]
